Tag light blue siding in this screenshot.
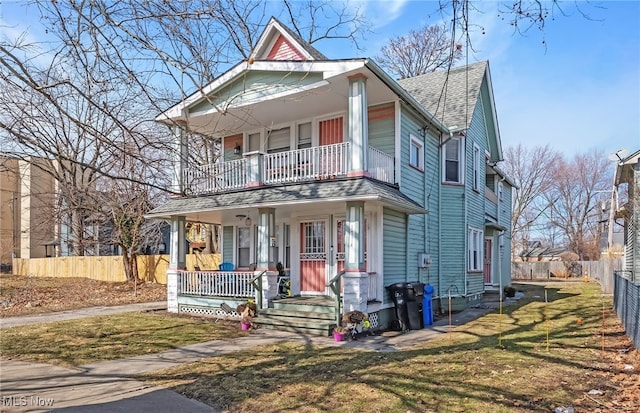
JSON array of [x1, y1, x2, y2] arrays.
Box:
[[383, 207, 406, 304], [223, 226, 233, 263], [368, 103, 395, 156], [190, 71, 324, 114]]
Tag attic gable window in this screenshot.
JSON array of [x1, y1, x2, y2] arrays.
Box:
[[443, 137, 463, 184]]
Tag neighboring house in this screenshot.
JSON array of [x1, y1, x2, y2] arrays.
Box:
[[146, 18, 515, 332], [0, 157, 57, 268], [613, 149, 640, 282]]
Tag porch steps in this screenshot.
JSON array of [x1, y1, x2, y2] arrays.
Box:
[[257, 296, 337, 336]]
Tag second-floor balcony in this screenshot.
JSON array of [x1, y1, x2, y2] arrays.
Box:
[[184, 142, 395, 196]]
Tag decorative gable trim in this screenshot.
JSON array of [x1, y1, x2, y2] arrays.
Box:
[[252, 18, 314, 61]]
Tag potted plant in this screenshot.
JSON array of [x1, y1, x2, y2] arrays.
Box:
[[237, 300, 257, 330], [332, 326, 348, 342]]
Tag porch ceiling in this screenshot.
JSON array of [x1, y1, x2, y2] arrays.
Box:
[[146, 177, 427, 224], [181, 66, 399, 137]]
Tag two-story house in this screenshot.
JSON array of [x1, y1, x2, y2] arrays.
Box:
[[146, 18, 514, 334]]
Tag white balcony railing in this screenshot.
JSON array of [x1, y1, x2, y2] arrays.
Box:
[[184, 158, 247, 195], [263, 142, 350, 184], [367, 146, 395, 183], [178, 270, 255, 298], [183, 143, 396, 196]]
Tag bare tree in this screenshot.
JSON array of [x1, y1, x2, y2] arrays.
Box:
[[376, 24, 461, 79], [0, 1, 368, 280], [502, 145, 562, 255], [545, 150, 612, 260]]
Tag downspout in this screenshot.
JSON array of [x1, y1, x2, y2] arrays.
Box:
[[405, 213, 410, 282], [437, 132, 445, 310], [424, 130, 429, 287], [463, 134, 468, 297]]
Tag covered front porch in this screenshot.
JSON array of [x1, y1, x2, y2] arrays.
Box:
[[147, 178, 427, 335]]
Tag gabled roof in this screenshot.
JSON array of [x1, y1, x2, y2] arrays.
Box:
[[397, 61, 487, 131], [251, 17, 327, 61]]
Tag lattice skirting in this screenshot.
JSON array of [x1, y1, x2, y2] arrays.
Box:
[[179, 305, 241, 318], [368, 311, 380, 329]]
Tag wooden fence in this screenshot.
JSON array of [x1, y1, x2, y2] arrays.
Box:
[[11, 253, 221, 285], [512, 258, 623, 294]]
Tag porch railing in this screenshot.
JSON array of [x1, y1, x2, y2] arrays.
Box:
[[183, 142, 398, 196], [184, 158, 247, 194], [178, 270, 255, 298], [367, 146, 395, 183], [327, 270, 345, 327], [263, 142, 350, 184]]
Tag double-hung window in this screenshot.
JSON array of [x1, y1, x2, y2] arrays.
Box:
[[443, 137, 463, 183], [266, 127, 291, 153], [409, 134, 424, 170], [468, 227, 483, 271]]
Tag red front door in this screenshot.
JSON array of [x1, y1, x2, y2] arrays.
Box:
[[299, 220, 327, 293], [484, 238, 492, 284]]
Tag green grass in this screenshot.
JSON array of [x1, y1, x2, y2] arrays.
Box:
[[141, 283, 625, 412], [0, 312, 247, 367]]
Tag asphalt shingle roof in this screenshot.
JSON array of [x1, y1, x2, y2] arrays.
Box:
[[397, 61, 487, 130], [146, 178, 426, 219]]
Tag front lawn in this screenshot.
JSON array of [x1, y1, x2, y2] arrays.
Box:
[[0, 312, 246, 367], [140, 283, 639, 412]]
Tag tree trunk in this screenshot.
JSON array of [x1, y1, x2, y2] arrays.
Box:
[[122, 250, 139, 282]]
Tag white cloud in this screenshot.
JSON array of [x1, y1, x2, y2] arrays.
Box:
[[357, 0, 409, 30]]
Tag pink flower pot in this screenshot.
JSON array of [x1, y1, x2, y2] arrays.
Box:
[[333, 332, 345, 342], [241, 322, 251, 330]]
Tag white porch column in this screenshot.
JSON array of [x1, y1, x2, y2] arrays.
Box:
[[260, 272, 278, 310], [257, 208, 277, 309], [167, 215, 186, 313], [171, 121, 189, 195], [245, 151, 264, 187], [256, 208, 276, 271], [343, 201, 368, 312], [348, 73, 369, 177]]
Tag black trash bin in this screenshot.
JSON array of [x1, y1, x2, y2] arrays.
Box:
[[386, 283, 410, 331], [406, 282, 425, 330]]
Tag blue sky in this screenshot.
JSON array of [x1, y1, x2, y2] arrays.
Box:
[[2, 0, 638, 159], [326, 0, 640, 159]]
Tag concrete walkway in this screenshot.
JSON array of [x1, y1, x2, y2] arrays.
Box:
[[0, 295, 517, 412], [0, 302, 167, 329]]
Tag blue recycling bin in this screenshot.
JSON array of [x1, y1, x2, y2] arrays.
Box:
[[423, 284, 434, 326]]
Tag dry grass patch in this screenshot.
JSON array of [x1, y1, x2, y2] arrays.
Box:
[[141, 283, 639, 412], [0, 275, 166, 317], [0, 312, 247, 367]]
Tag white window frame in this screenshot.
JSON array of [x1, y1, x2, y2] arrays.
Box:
[[473, 143, 481, 191], [409, 134, 424, 171], [245, 129, 263, 153], [296, 121, 313, 149], [442, 137, 464, 184], [468, 227, 483, 272], [497, 180, 504, 201], [266, 126, 292, 153]]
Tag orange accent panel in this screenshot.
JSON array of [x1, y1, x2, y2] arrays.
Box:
[[300, 260, 325, 292], [224, 134, 243, 151], [266, 34, 305, 61], [319, 117, 343, 146], [368, 104, 395, 121]]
